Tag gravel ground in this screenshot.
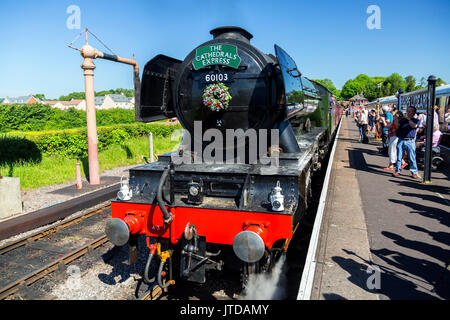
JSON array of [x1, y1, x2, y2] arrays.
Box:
[[49, 234, 242, 300], [50, 242, 145, 300]]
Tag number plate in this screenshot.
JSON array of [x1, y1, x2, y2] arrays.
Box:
[[201, 72, 233, 84]]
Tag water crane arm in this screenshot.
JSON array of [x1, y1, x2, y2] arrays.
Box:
[[80, 43, 140, 120]]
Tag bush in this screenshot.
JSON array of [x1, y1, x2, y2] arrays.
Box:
[[0, 104, 136, 132], [18, 123, 182, 157], [0, 135, 42, 165]]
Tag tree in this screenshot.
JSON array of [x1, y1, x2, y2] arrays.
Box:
[[385, 73, 405, 96], [59, 92, 85, 101], [404, 75, 416, 92], [416, 77, 427, 90], [340, 74, 372, 100], [340, 79, 363, 100], [311, 79, 338, 96], [34, 94, 46, 100], [436, 78, 447, 87]]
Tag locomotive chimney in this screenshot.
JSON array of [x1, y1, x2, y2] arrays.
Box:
[[210, 26, 253, 43]]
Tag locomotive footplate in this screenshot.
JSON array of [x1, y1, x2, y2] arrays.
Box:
[[126, 127, 327, 216]]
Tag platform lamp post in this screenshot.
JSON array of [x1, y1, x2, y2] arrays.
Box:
[[423, 75, 437, 184], [396, 88, 404, 112]]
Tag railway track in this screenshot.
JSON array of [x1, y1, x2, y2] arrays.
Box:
[[0, 203, 112, 300], [0, 235, 108, 299], [140, 284, 163, 300], [0, 204, 110, 256], [0, 202, 165, 300]]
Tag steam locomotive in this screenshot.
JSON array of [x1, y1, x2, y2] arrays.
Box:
[[105, 26, 342, 288]]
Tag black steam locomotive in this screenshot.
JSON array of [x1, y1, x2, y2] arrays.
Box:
[[105, 26, 341, 288]]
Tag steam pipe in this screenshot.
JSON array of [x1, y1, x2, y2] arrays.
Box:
[[157, 166, 173, 224], [144, 253, 156, 283], [80, 46, 141, 120], [158, 260, 171, 289]]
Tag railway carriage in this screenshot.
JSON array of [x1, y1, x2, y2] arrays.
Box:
[[105, 26, 342, 287]]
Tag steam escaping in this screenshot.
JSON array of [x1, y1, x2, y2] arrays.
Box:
[[240, 254, 288, 300]]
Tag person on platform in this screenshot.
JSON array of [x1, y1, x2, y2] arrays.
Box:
[[416, 127, 442, 149], [419, 106, 440, 130], [418, 112, 427, 129], [445, 105, 450, 131], [359, 107, 369, 144], [384, 112, 406, 171], [393, 106, 420, 179], [355, 109, 363, 141], [368, 109, 376, 137], [379, 105, 393, 154]]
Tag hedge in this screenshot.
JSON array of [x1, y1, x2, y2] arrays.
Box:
[[1, 122, 182, 160], [0, 103, 135, 132], [0, 135, 42, 165]]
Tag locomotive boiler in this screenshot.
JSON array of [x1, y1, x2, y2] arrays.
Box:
[[105, 26, 341, 287]]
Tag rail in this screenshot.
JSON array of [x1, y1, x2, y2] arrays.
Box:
[[0, 235, 108, 299], [0, 204, 110, 255]]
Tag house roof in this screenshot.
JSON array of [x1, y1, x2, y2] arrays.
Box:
[[7, 95, 34, 104], [349, 93, 368, 101], [43, 100, 84, 106], [42, 100, 59, 105], [66, 99, 83, 105], [2, 95, 44, 104], [108, 94, 130, 103], [95, 96, 105, 105]]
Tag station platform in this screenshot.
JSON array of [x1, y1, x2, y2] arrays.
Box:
[[306, 117, 449, 300]]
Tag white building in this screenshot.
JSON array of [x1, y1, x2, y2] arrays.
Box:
[[94, 94, 134, 110], [42, 94, 134, 111], [42, 99, 84, 110]]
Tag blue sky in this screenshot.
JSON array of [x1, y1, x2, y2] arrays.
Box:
[[0, 0, 449, 99]]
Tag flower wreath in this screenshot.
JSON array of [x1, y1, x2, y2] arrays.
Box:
[[202, 82, 232, 112]]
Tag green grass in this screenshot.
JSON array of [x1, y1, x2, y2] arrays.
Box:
[[0, 135, 181, 190]]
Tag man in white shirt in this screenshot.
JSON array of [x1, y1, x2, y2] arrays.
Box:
[[359, 107, 369, 144]]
